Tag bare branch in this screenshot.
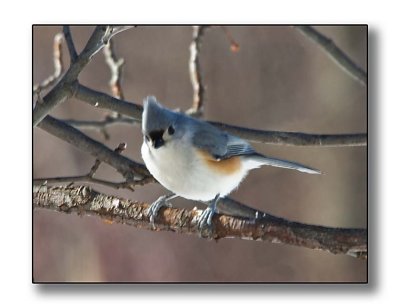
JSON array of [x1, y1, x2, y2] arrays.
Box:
[[186, 25, 238, 117], [62, 26, 117, 83], [65, 116, 139, 131], [295, 26, 367, 86], [33, 176, 138, 191], [34, 26, 366, 149], [77, 26, 133, 68], [33, 27, 367, 264], [88, 142, 126, 177], [187, 26, 208, 116], [33, 26, 134, 127], [103, 39, 125, 100], [99, 37, 127, 138], [33, 142, 141, 191], [76, 83, 143, 119], [33, 33, 64, 97], [221, 26, 240, 52], [108, 26, 135, 38], [66, 38, 130, 141], [37, 115, 153, 183], [33, 184, 367, 259], [75, 84, 366, 146], [62, 26, 78, 62], [209, 121, 367, 146], [33, 79, 78, 126]]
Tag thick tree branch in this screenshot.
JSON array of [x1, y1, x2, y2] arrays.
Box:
[[295, 26, 367, 86], [33, 26, 133, 127], [33, 184, 367, 259]]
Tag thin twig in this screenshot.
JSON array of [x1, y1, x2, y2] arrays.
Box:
[[75, 84, 366, 146], [103, 39, 125, 100], [73, 36, 129, 141], [89, 142, 126, 176], [221, 26, 240, 52], [64, 105, 139, 141], [187, 26, 208, 116], [65, 116, 139, 130], [37, 115, 153, 183], [33, 184, 367, 259], [100, 37, 127, 139], [33, 33, 64, 96], [65, 114, 139, 140], [62, 26, 132, 84], [295, 26, 367, 86], [62, 26, 78, 62], [34, 143, 143, 191], [34, 142, 141, 191], [33, 26, 134, 127], [108, 26, 135, 38]]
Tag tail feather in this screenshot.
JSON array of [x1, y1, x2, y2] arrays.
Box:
[[246, 154, 321, 174]]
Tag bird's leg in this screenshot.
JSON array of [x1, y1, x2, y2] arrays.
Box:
[[146, 193, 177, 228], [197, 194, 220, 236]]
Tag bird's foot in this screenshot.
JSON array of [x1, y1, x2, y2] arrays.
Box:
[[197, 194, 220, 238], [197, 206, 216, 237], [146, 194, 175, 229]]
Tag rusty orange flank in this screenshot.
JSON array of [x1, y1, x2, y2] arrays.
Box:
[[196, 149, 242, 175]]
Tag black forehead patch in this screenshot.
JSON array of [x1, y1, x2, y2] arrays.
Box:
[[149, 130, 164, 142]]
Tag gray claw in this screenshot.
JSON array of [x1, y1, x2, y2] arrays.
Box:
[[197, 194, 220, 238], [197, 207, 215, 238], [146, 195, 173, 228]]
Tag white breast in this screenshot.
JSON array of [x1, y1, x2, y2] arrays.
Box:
[[141, 139, 248, 201]]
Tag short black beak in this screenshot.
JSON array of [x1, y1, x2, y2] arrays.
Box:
[[153, 138, 164, 149]]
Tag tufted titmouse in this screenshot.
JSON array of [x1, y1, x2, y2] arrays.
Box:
[[141, 96, 320, 230]]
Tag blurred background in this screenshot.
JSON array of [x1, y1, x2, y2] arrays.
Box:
[[33, 25, 367, 282]]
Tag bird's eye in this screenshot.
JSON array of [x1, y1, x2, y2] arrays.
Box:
[[145, 135, 150, 142], [168, 125, 175, 135]]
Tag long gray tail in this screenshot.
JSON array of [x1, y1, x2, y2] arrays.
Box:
[[247, 154, 321, 174]]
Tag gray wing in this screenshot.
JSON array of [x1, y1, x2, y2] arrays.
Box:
[[191, 121, 320, 174], [223, 135, 256, 158], [192, 123, 255, 160]]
